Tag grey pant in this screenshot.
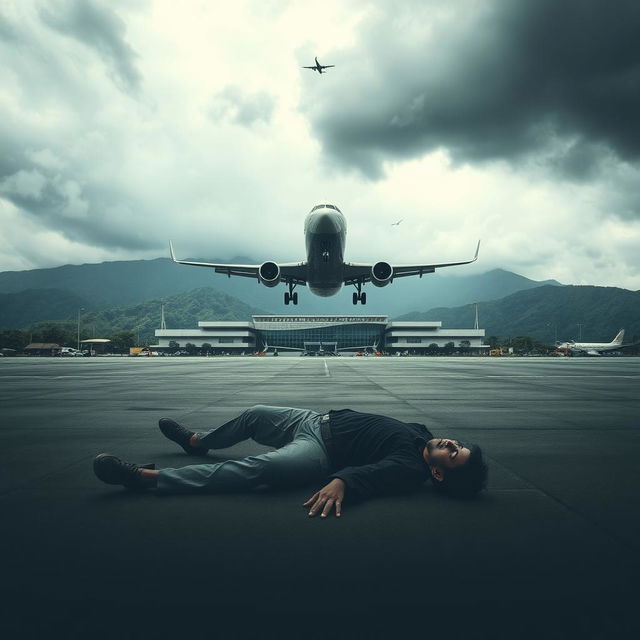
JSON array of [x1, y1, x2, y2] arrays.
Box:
[[157, 405, 331, 493]]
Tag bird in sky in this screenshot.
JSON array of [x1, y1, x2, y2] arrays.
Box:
[[391, 219, 403, 226]]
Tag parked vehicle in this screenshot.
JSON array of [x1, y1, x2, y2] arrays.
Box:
[[59, 347, 82, 357]]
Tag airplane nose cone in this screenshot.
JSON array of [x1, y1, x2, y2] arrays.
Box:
[[309, 212, 342, 234]]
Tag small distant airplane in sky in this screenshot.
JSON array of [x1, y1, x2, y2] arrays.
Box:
[[391, 219, 403, 226], [302, 57, 335, 74]]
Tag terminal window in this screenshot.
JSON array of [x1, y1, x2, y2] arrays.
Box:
[[261, 323, 384, 351]]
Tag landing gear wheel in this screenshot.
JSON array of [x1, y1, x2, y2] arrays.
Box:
[[353, 292, 358, 305], [285, 280, 297, 306], [361, 292, 366, 305]]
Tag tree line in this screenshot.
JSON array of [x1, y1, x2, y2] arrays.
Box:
[[2, 326, 635, 356]]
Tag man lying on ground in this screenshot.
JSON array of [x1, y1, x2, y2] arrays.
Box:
[[94, 404, 488, 517]]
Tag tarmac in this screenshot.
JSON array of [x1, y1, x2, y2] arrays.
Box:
[[1, 355, 639, 639]]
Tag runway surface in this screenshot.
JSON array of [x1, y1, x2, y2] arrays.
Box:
[[1, 356, 639, 638]]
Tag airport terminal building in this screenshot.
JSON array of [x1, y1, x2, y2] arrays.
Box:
[[155, 315, 487, 355]]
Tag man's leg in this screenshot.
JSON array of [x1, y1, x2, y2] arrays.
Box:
[[194, 405, 320, 450], [156, 432, 330, 494], [96, 410, 330, 492]]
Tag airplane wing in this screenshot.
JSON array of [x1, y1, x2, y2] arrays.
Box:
[[169, 242, 308, 285], [278, 263, 307, 285], [302, 66, 317, 69], [342, 241, 480, 285], [321, 65, 335, 68]]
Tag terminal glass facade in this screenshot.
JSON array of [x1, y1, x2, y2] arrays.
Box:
[[253, 316, 387, 351]]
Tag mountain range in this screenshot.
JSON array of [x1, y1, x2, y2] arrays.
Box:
[[1, 257, 637, 344], [0, 256, 560, 319]]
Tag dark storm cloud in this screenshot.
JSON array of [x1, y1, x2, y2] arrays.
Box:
[[0, 167, 157, 251], [209, 86, 276, 127], [39, 0, 142, 95], [303, 0, 640, 181], [0, 12, 19, 42], [0, 129, 155, 251]]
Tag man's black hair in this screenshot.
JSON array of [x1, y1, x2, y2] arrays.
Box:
[[433, 444, 488, 499]]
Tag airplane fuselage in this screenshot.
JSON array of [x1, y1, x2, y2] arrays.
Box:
[[303, 205, 346, 296], [565, 342, 620, 353]]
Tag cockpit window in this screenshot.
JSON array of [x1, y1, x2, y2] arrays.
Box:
[[311, 204, 342, 213]]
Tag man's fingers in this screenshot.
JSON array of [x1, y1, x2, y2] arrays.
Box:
[[320, 498, 334, 518], [308, 495, 327, 516], [303, 492, 319, 507], [304, 482, 344, 518]]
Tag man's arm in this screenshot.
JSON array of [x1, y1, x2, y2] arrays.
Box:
[[303, 478, 345, 518], [329, 456, 425, 503]]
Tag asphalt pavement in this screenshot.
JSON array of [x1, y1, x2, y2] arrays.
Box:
[[1, 356, 639, 638]]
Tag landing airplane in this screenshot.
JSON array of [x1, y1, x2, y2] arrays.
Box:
[[556, 329, 625, 355], [391, 219, 403, 226], [169, 203, 480, 305], [302, 57, 335, 74]]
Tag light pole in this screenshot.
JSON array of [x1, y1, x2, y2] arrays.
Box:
[[577, 323, 583, 341], [547, 322, 557, 344], [77, 307, 85, 351]]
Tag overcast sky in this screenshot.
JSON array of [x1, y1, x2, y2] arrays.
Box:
[[1, 0, 639, 288]]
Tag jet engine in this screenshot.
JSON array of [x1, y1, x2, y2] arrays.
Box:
[[371, 261, 393, 287], [258, 261, 281, 287]]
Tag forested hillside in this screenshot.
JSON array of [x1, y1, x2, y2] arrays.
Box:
[[398, 285, 640, 343]]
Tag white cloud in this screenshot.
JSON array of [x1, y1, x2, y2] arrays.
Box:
[[26, 148, 66, 171], [0, 169, 47, 200]]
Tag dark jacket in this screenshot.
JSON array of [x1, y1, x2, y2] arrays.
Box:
[[320, 409, 433, 502]]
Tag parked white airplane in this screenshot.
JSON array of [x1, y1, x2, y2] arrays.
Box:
[[170, 203, 480, 305], [557, 329, 625, 355]]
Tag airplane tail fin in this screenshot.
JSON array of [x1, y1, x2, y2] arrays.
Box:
[[612, 329, 624, 345]]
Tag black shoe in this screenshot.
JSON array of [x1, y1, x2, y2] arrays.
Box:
[[159, 418, 208, 456], [93, 453, 152, 490]]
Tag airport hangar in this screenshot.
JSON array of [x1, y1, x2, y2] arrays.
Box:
[[154, 315, 487, 355]]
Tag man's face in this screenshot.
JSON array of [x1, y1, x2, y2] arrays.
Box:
[[424, 438, 471, 470]]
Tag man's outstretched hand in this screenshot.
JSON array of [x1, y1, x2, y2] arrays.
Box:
[[303, 478, 345, 518]]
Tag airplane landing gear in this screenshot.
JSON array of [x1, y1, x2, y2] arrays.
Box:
[[352, 282, 366, 305], [284, 281, 298, 305]]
